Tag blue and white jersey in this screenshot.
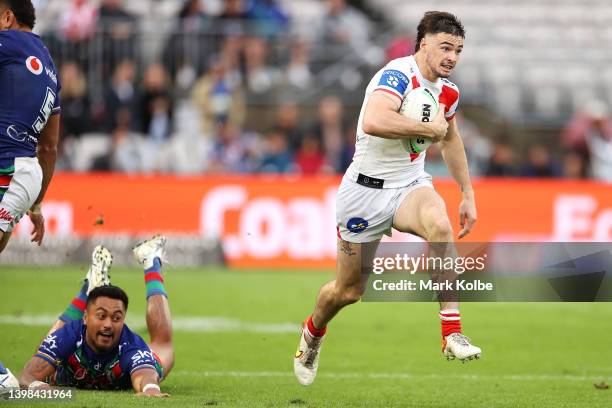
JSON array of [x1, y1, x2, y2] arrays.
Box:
[[0, 29, 61, 162], [35, 320, 163, 390]]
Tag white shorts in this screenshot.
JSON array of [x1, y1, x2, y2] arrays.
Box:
[[336, 173, 433, 243], [0, 157, 43, 233]]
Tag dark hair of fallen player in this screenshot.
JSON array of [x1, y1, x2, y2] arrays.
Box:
[[87, 285, 130, 311]]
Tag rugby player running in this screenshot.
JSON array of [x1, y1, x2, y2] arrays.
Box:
[[294, 11, 481, 386]]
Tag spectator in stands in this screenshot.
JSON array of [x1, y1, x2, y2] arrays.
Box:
[[244, 36, 279, 94], [96, 0, 138, 75], [520, 144, 561, 178], [385, 31, 414, 62], [191, 56, 245, 136], [60, 0, 97, 42], [561, 100, 612, 182], [561, 151, 586, 179], [310, 96, 347, 172], [246, 0, 290, 38], [295, 134, 329, 174], [314, 0, 380, 68], [138, 63, 173, 141], [216, 0, 250, 37], [283, 37, 313, 90], [259, 130, 293, 173], [162, 0, 215, 83], [318, 0, 370, 49], [60, 62, 92, 139], [274, 102, 304, 153], [107, 109, 146, 173], [485, 141, 516, 176], [208, 122, 260, 173], [104, 59, 138, 132]]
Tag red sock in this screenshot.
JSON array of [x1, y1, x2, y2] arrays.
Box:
[[440, 309, 461, 338], [304, 315, 327, 337]]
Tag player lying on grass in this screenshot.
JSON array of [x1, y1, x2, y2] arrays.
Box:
[[18, 236, 173, 397], [294, 11, 481, 386]]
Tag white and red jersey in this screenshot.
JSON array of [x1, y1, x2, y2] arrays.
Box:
[[345, 55, 460, 188]]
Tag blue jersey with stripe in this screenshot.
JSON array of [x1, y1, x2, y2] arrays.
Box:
[[0, 29, 61, 161], [35, 320, 162, 390]]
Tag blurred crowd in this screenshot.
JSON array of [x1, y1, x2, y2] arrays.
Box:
[[427, 102, 612, 182], [33, 0, 612, 181]]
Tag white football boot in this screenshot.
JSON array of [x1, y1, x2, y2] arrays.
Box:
[[443, 333, 482, 362], [0, 363, 20, 395], [86, 245, 113, 295], [293, 327, 325, 386], [133, 235, 167, 269]]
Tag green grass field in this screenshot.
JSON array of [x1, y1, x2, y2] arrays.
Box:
[[1, 266, 612, 407]]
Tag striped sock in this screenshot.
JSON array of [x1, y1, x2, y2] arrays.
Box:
[[144, 258, 167, 299], [59, 281, 88, 323], [304, 315, 327, 338], [440, 309, 462, 338]]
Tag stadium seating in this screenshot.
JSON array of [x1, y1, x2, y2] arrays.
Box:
[[366, 0, 612, 122]]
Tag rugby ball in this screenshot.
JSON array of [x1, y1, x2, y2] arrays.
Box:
[[399, 87, 439, 154], [0, 364, 19, 397]]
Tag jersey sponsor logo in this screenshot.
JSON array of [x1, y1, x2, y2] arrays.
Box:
[[379, 70, 409, 95], [42, 334, 58, 351], [131, 350, 154, 365], [6, 125, 36, 143], [45, 67, 58, 85], [25, 56, 43, 75], [347, 217, 368, 233]]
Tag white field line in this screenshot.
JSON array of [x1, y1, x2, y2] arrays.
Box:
[[173, 370, 610, 382], [0, 315, 299, 333]]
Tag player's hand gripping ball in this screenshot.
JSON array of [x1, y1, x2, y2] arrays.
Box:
[[399, 87, 440, 153]]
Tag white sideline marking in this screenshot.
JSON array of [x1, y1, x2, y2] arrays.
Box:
[[173, 370, 609, 382], [0, 315, 299, 334]]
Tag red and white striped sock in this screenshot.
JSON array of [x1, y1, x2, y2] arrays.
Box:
[[439, 309, 462, 338], [304, 315, 327, 338]]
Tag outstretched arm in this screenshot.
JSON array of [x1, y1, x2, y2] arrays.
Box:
[[439, 117, 477, 239], [131, 367, 169, 397], [19, 356, 56, 389]]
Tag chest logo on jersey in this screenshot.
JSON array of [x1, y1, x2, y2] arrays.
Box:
[[25, 56, 43, 75]]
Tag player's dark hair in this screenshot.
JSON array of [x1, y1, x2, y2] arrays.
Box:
[[87, 285, 129, 311], [0, 0, 36, 29], [415, 11, 465, 52]]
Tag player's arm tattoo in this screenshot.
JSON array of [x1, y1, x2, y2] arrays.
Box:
[[340, 240, 357, 256], [19, 356, 55, 388]]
